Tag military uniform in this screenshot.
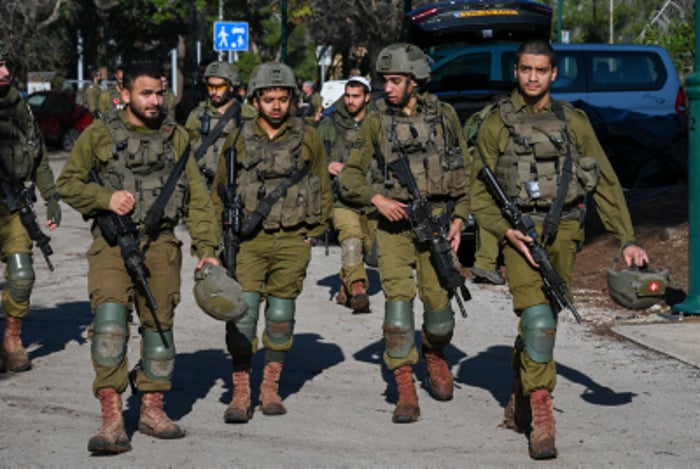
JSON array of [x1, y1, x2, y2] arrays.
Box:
[[342, 90, 469, 365], [57, 105, 219, 450], [0, 85, 60, 372], [84, 83, 102, 117], [317, 98, 378, 312], [185, 99, 240, 187], [98, 85, 125, 115], [471, 88, 636, 451]]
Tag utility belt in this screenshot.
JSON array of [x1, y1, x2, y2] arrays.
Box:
[[520, 201, 584, 223]]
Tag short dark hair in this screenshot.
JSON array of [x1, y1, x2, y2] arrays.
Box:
[[122, 61, 163, 91], [516, 39, 557, 68]]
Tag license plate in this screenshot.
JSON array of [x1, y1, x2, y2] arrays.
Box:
[[457, 9, 519, 17]]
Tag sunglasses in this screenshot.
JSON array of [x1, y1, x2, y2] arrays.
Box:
[[207, 83, 227, 92]]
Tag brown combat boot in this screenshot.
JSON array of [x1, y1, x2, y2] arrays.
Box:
[[224, 362, 253, 423], [139, 391, 185, 439], [392, 365, 420, 423], [336, 285, 348, 306], [423, 347, 453, 400], [260, 361, 286, 415], [503, 379, 530, 432], [348, 281, 370, 314], [3, 316, 31, 372], [528, 388, 557, 460], [87, 388, 131, 455]]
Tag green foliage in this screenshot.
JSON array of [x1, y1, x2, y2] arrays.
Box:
[[639, 19, 695, 79]]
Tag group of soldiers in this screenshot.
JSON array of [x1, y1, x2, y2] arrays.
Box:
[[0, 37, 649, 461]]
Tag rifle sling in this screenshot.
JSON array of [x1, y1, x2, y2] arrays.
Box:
[[194, 102, 241, 161], [139, 143, 191, 240], [240, 165, 309, 237]]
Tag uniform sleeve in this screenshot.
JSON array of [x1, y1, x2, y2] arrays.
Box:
[[338, 114, 381, 206], [570, 109, 636, 246], [304, 126, 333, 238], [442, 102, 471, 221], [470, 110, 513, 241], [179, 129, 219, 258], [56, 123, 115, 215], [23, 99, 58, 201], [184, 108, 201, 141]]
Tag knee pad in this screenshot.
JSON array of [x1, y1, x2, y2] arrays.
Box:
[[226, 291, 261, 355], [383, 300, 414, 359], [7, 253, 35, 303], [142, 328, 175, 382], [263, 296, 295, 350], [423, 306, 455, 347], [521, 304, 557, 363], [92, 303, 128, 368], [341, 237, 363, 266]]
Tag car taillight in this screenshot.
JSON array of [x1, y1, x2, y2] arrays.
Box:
[[410, 7, 438, 23], [675, 86, 687, 115]]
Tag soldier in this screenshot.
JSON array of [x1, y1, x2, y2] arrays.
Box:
[[0, 39, 61, 373], [299, 80, 322, 125], [210, 62, 333, 423], [160, 74, 177, 122], [470, 39, 649, 460], [56, 61, 221, 455], [84, 69, 103, 119], [317, 76, 377, 313], [184, 61, 241, 188], [340, 43, 469, 423], [98, 65, 125, 116]]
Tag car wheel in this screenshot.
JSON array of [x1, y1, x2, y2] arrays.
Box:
[[61, 128, 80, 151]]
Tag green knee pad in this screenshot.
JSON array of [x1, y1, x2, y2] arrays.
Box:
[[142, 328, 175, 382], [423, 306, 455, 348], [92, 303, 128, 368], [7, 253, 35, 303], [341, 237, 363, 266], [521, 304, 557, 363], [383, 300, 414, 359], [263, 296, 295, 349], [226, 291, 261, 355]]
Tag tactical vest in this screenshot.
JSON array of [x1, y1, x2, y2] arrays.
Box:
[[192, 102, 238, 178], [375, 95, 466, 201], [327, 111, 362, 164], [0, 89, 41, 181], [494, 99, 599, 210], [238, 117, 322, 231], [96, 110, 187, 227]]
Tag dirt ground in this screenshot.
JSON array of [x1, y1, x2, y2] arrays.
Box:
[[571, 184, 688, 320]]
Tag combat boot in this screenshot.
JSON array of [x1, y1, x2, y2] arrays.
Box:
[[422, 347, 453, 400], [392, 365, 420, 423], [87, 388, 131, 455], [3, 316, 31, 372], [260, 361, 286, 415], [139, 391, 185, 439], [224, 361, 252, 423], [336, 285, 348, 306], [348, 281, 370, 314], [503, 379, 530, 432], [528, 388, 557, 460]]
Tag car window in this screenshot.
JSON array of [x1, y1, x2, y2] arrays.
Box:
[[551, 54, 585, 92], [588, 52, 666, 92], [27, 94, 47, 109], [432, 52, 491, 90]]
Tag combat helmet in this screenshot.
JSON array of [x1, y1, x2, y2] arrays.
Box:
[[193, 263, 248, 321], [375, 43, 431, 81], [0, 40, 9, 62], [204, 61, 240, 85], [247, 62, 297, 98], [607, 263, 669, 310]]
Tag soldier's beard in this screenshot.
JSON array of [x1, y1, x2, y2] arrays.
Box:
[[129, 103, 163, 129], [212, 90, 233, 108]]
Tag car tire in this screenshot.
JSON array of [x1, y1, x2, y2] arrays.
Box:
[[61, 128, 80, 151]]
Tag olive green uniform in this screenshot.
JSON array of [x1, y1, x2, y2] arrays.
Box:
[[184, 99, 240, 188], [317, 99, 378, 295], [340, 91, 469, 369], [56, 110, 219, 396], [299, 91, 322, 125], [98, 85, 124, 115], [210, 116, 332, 364], [84, 84, 102, 116], [0, 86, 58, 320], [471, 90, 635, 394]]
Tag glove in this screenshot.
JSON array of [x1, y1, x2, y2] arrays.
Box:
[[46, 196, 61, 226]]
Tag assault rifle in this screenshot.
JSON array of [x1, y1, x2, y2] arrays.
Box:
[[89, 169, 169, 347], [0, 177, 54, 271], [217, 146, 243, 278], [373, 141, 471, 318], [477, 164, 582, 324]]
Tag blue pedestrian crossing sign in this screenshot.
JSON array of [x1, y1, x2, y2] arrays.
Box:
[[213, 21, 249, 52]]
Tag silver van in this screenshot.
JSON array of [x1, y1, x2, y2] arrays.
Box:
[[428, 42, 686, 119]]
